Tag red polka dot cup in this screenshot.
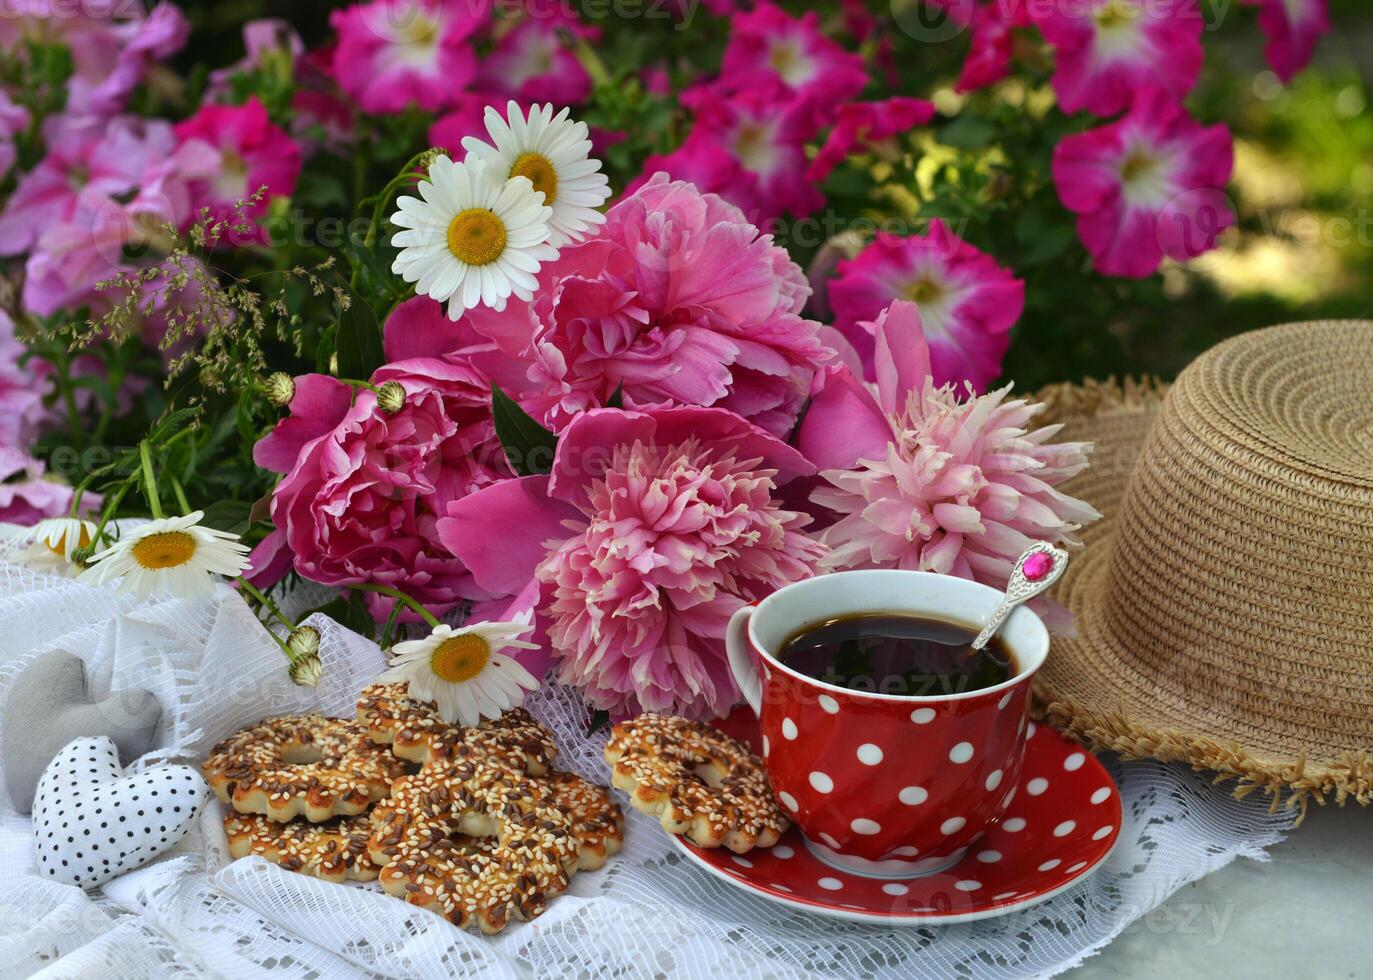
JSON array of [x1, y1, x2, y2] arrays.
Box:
[[725, 570, 1050, 878]]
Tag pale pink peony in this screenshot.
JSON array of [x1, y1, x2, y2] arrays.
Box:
[[329, 0, 486, 114], [808, 97, 936, 182], [1053, 87, 1233, 279], [798, 301, 1098, 632], [1245, 0, 1330, 83], [172, 97, 302, 232], [253, 297, 525, 617], [1030, 0, 1204, 118], [438, 406, 823, 718], [828, 219, 1023, 391], [463, 173, 832, 438], [475, 7, 597, 105]]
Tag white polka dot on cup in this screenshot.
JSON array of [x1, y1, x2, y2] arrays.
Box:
[[899, 785, 928, 806], [1067, 861, 1088, 873], [781, 718, 798, 740], [856, 743, 883, 765], [940, 816, 966, 835], [778, 791, 798, 812], [911, 707, 936, 724], [819, 833, 842, 849], [771, 845, 794, 859], [1093, 825, 1114, 840], [993, 891, 1016, 901], [809, 771, 834, 793], [1063, 752, 1085, 771], [1026, 777, 1048, 795], [1038, 859, 1061, 872], [998, 690, 1014, 710], [1091, 787, 1111, 805], [731, 855, 753, 868], [949, 742, 974, 764], [851, 818, 881, 835], [1002, 817, 1026, 832], [976, 850, 1002, 863], [818, 695, 839, 714], [1053, 820, 1076, 837], [818, 877, 843, 891], [985, 769, 1003, 791], [891, 845, 919, 857], [954, 880, 981, 891], [882, 883, 909, 896], [761, 735, 769, 757]]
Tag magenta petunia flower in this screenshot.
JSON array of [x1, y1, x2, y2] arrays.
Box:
[[797, 300, 1098, 632], [427, 91, 505, 154], [172, 97, 302, 232], [475, 8, 597, 105], [828, 219, 1023, 391], [0, 91, 27, 183], [1245, 0, 1330, 83], [461, 174, 831, 438], [254, 297, 526, 617], [808, 97, 936, 182], [437, 406, 824, 718], [1052, 87, 1234, 279], [955, 0, 1031, 94], [1030, 0, 1204, 118], [329, 0, 485, 114]]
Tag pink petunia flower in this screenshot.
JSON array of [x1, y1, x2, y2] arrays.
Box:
[[428, 91, 506, 153], [0, 91, 27, 181], [207, 18, 304, 99], [462, 173, 832, 439], [0, 311, 51, 452], [329, 0, 486, 114], [1030, 0, 1204, 118], [1245, 0, 1330, 83], [0, 115, 176, 255], [172, 97, 302, 232], [808, 97, 936, 182], [253, 297, 526, 617], [475, 6, 597, 105], [828, 219, 1023, 391], [797, 300, 1098, 632], [955, 0, 1031, 94], [1052, 87, 1234, 279], [712, 1, 867, 120], [437, 406, 824, 718]]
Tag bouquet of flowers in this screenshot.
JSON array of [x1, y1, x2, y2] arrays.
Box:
[[0, 0, 1329, 723]]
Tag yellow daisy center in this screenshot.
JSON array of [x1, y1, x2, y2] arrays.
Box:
[[47, 526, 92, 557], [904, 278, 943, 304], [430, 634, 491, 683], [509, 151, 559, 204], [131, 531, 198, 570], [447, 208, 507, 266]]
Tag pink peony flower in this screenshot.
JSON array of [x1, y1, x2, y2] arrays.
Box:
[[712, 1, 867, 120], [1053, 87, 1234, 279], [1030, 0, 1204, 118], [462, 173, 832, 438], [1245, 0, 1330, 83], [172, 97, 302, 231], [0, 91, 26, 181], [0, 451, 77, 525], [0, 115, 176, 255], [254, 296, 525, 616], [437, 406, 824, 718], [798, 301, 1098, 632], [329, 0, 486, 114], [650, 87, 823, 221], [808, 97, 936, 182], [955, 0, 1031, 93], [475, 7, 597, 105], [828, 219, 1023, 391]]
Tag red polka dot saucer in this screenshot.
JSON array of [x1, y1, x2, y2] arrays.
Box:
[[673, 707, 1122, 925]]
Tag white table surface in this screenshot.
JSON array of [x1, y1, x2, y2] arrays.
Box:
[[1066, 802, 1373, 978]]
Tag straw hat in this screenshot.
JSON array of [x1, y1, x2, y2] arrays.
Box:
[[1031, 320, 1373, 816]]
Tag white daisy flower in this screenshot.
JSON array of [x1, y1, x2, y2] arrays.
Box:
[[390, 154, 556, 320], [462, 101, 611, 248], [20, 517, 98, 576], [79, 511, 251, 601], [377, 618, 541, 727]]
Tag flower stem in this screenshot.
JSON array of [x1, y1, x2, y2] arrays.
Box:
[[86, 482, 130, 553], [138, 441, 164, 520], [238, 577, 294, 630], [349, 582, 441, 630], [166, 471, 193, 517]]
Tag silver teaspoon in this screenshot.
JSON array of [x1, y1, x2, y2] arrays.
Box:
[[970, 544, 1069, 651]]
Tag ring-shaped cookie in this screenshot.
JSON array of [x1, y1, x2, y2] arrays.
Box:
[[224, 812, 380, 882]]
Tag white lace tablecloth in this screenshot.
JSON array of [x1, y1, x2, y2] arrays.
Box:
[[0, 559, 1295, 979]]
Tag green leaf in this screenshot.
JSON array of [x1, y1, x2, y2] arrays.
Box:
[[199, 499, 253, 536], [1020, 224, 1077, 266], [492, 384, 558, 477], [938, 113, 997, 151], [606, 383, 624, 409], [336, 299, 384, 380], [310, 592, 376, 641]]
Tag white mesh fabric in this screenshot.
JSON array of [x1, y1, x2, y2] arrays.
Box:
[[0, 561, 1295, 978]]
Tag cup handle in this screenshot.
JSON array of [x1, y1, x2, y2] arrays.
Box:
[[726, 605, 763, 717]]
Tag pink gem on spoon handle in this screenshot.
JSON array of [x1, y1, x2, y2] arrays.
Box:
[[970, 545, 1069, 650]]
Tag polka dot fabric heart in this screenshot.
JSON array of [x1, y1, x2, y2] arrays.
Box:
[[32, 736, 208, 890], [675, 710, 1122, 924]]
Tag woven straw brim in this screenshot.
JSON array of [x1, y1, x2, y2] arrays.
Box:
[[1030, 368, 1373, 820]]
